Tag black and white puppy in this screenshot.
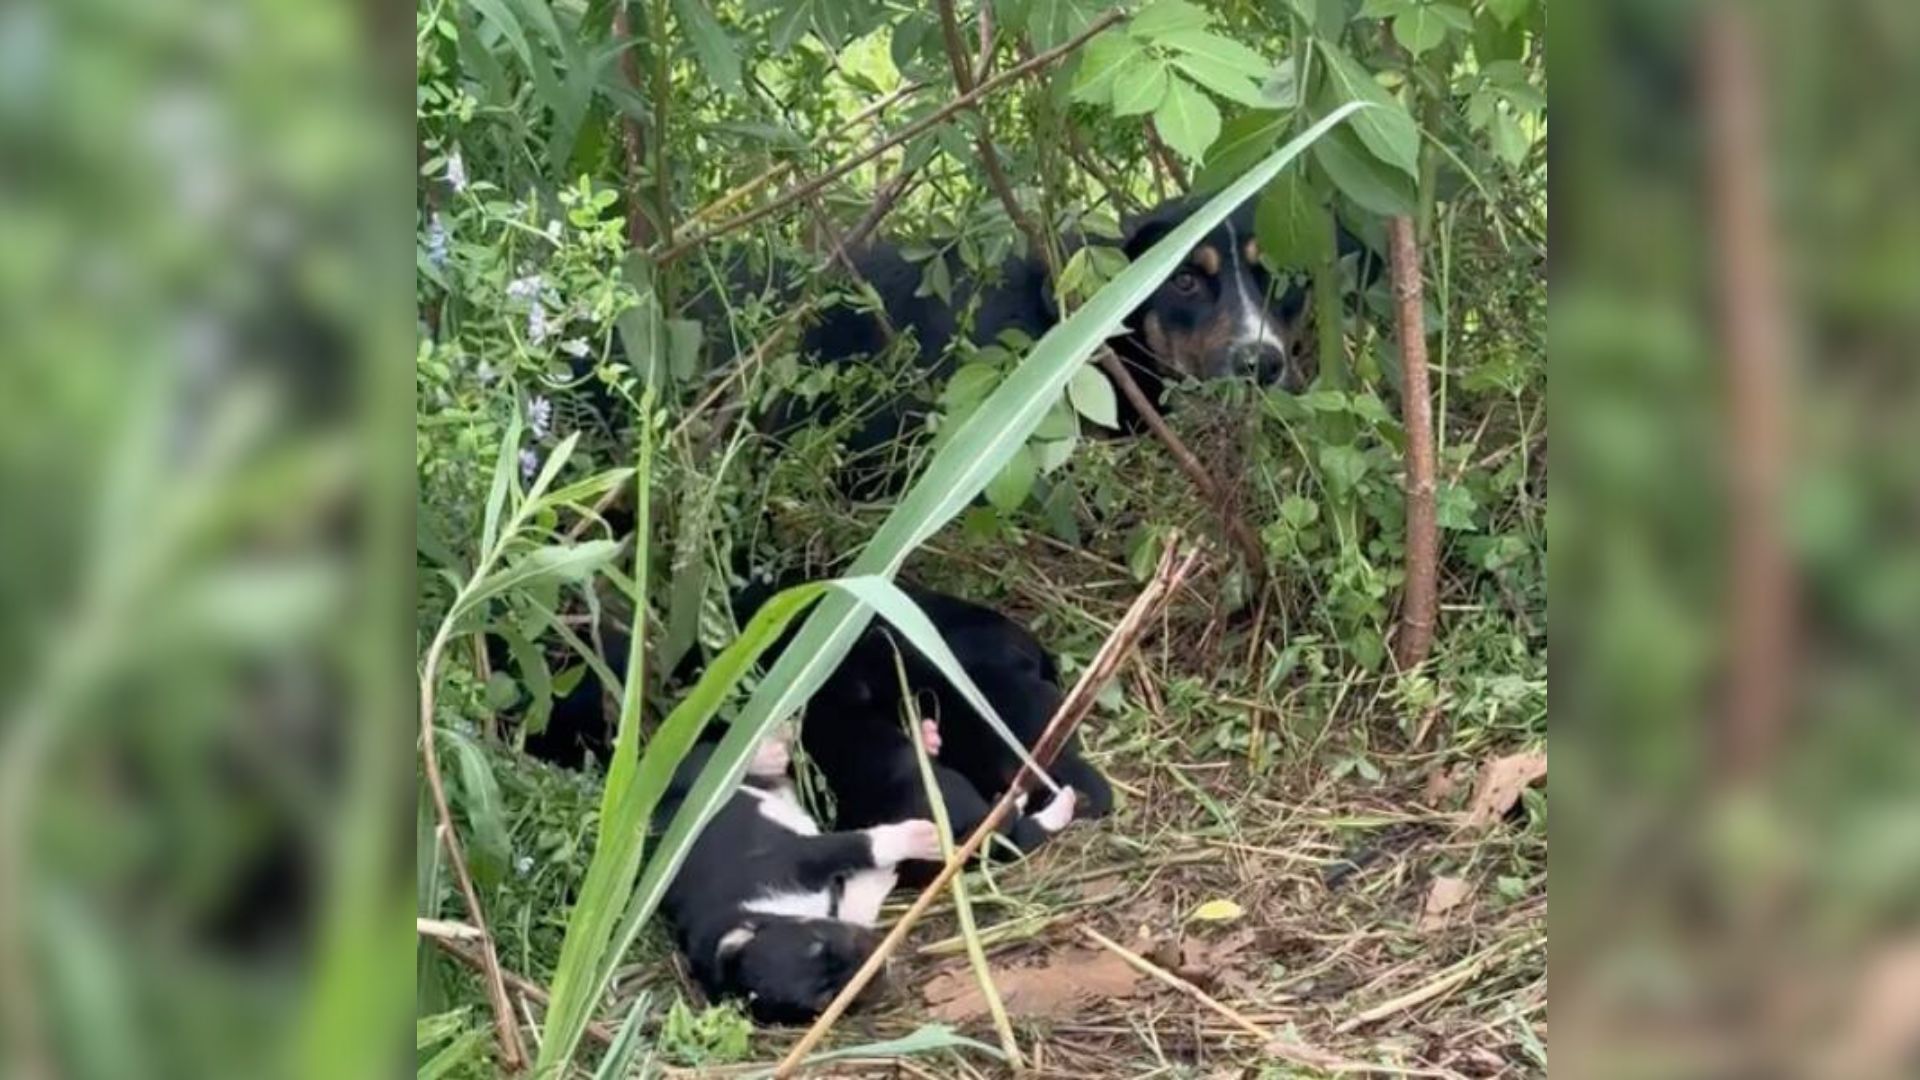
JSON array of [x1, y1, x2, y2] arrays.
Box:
[[780, 587, 1114, 878], [656, 728, 944, 1023]]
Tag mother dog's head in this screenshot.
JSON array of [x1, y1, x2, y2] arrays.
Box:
[[1113, 198, 1310, 393]]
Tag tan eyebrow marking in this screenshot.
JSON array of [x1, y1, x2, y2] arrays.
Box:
[[1191, 244, 1221, 276], [1243, 238, 1260, 265]]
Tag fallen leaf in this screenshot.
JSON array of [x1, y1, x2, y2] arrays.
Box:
[[1417, 876, 1473, 930], [1189, 898, 1244, 923], [1463, 750, 1547, 827], [922, 948, 1142, 1022]]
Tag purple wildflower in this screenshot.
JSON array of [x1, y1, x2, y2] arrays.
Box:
[[527, 396, 552, 439], [527, 303, 549, 346], [425, 213, 449, 270], [445, 150, 467, 193], [519, 448, 540, 481]]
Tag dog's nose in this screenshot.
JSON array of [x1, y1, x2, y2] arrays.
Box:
[[1231, 342, 1289, 385]]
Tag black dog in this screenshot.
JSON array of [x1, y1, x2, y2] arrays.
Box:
[[766, 196, 1376, 497], [741, 582, 1113, 878], [655, 729, 944, 1023]]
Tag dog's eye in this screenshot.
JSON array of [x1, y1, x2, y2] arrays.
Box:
[[1170, 270, 1202, 295]]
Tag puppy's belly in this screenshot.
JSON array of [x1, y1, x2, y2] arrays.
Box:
[[741, 887, 833, 921], [836, 868, 898, 927]]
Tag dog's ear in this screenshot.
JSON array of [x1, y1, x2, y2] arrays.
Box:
[[1122, 217, 1176, 260], [1278, 279, 1309, 324]]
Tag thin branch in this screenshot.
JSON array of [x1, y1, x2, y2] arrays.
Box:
[[611, 3, 651, 250], [1387, 215, 1438, 670], [845, 169, 921, 250], [1144, 118, 1190, 192], [1702, 4, 1793, 779], [1080, 926, 1358, 1072], [936, 0, 1049, 265], [1098, 351, 1269, 598], [774, 541, 1206, 1077], [420, 626, 527, 1071], [682, 81, 928, 232], [654, 8, 1127, 264], [423, 930, 620, 1048]]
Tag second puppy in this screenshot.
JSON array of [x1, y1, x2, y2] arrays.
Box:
[[656, 729, 944, 1023]]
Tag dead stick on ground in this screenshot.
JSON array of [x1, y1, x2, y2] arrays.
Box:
[[655, 8, 1126, 264], [423, 929, 620, 1048], [1386, 215, 1438, 669], [1098, 351, 1269, 597], [774, 541, 1207, 1078], [419, 627, 527, 1071]]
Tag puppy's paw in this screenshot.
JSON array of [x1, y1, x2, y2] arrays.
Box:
[[747, 732, 792, 778], [919, 718, 942, 757], [869, 819, 945, 865], [1033, 786, 1077, 834]]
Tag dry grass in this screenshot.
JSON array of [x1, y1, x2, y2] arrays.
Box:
[[645, 527, 1549, 1078]]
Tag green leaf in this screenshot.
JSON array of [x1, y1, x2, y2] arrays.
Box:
[[1437, 481, 1479, 530], [1432, 3, 1474, 31], [495, 627, 554, 736], [1486, 0, 1532, 28], [1488, 106, 1528, 167], [1393, 6, 1450, 56], [1153, 75, 1222, 162], [1126, 0, 1212, 38], [1315, 42, 1420, 176], [794, 1024, 1005, 1069], [480, 410, 523, 559], [670, 0, 742, 92], [1112, 60, 1171, 116], [442, 729, 510, 891], [1070, 32, 1146, 105], [944, 362, 1003, 411], [453, 541, 621, 623], [1168, 52, 1270, 109], [1027, 0, 1099, 49], [666, 318, 703, 382], [770, 0, 815, 51], [1159, 29, 1271, 79], [1254, 172, 1332, 269], [1318, 443, 1370, 493], [467, 0, 532, 65], [1193, 110, 1289, 192], [1033, 435, 1078, 473], [1280, 494, 1320, 528], [569, 102, 1370, 1077], [1313, 125, 1419, 216], [1068, 364, 1119, 428], [985, 444, 1038, 510]]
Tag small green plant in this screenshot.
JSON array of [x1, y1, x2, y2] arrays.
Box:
[[657, 998, 754, 1067]]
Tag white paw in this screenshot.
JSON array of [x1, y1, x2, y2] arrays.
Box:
[[1033, 787, 1077, 834], [920, 718, 942, 757], [870, 819, 945, 865], [748, 733, 791, 778]]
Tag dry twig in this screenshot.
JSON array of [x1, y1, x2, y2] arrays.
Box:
[[773, 540, 1207, 1077], [655, 9, 1127, 264]]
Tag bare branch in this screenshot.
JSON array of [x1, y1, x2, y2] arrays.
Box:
[[1388, 215, 1438, 670], [654, 9, 1127, 264], [1098, 351, 1269, 598]]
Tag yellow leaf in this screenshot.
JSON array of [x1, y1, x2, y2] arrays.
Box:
[[1189, 898, 1243, 922]]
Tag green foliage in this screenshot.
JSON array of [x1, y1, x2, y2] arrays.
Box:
[[413, 0, 1544, 1069], [656, 999, 754, 1066]]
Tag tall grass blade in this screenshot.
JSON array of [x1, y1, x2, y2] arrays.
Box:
[[835, 575, 1059, 793], [542, 102, 1369, 1075], [533, 579, 830, 1076]]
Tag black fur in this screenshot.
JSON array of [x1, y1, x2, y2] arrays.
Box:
[[655, 740, 922, 1024], [746, 582, 1113, 877]]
